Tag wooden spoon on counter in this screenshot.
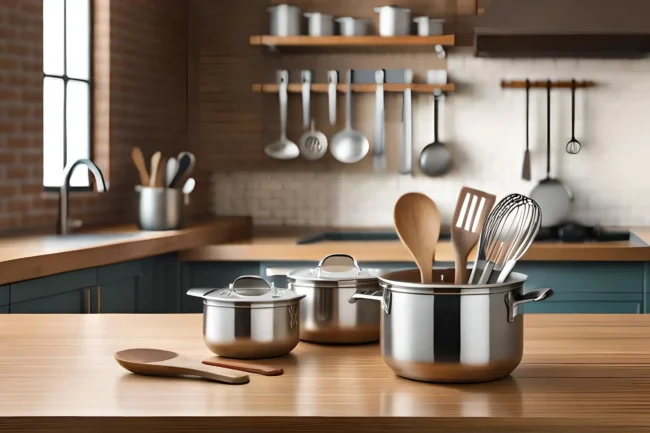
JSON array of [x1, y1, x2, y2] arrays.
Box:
[[394, 192, 441, 284], [451, 187, 496, 284], [114, 348, 249, 384], [131, 147, 150, 186]]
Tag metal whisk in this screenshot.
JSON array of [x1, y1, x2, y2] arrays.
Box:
[[469, 194, 542, 285]]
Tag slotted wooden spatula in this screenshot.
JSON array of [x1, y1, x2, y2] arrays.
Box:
[[451, 187, 496, 284], [114, 348, 249, 384]]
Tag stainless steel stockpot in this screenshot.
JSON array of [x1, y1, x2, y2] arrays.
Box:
[[187, 276, 305, 359], [350, 268, 553, 383], [288, 254, 381, 344]]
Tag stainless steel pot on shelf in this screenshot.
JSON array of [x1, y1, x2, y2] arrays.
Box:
[[349, 268, 553, 383], [288, 254, 381, 344], [187, 276, 305, 359]]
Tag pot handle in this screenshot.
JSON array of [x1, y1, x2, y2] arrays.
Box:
[[506, 288, 554, 323], [186, 288, 218, 298], [349, 288, 391, 314]]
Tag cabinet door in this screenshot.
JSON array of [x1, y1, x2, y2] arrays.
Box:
[[0, 285, 9, 313], [97, 259, 154, 313], [10, 287, 97, 313], [10, 268, 98, 314], [181, 262, 261, 313]]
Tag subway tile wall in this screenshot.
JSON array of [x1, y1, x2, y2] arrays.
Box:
[[212, 51, 650, 227]]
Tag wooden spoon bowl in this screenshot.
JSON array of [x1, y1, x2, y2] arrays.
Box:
[[393, 192, 441, 284]]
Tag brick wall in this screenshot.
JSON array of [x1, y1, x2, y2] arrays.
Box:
[[0, 0, 193, 232]]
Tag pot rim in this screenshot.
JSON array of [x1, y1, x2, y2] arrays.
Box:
[[379, 268, 527, 295], [202, 299, 303, 309]]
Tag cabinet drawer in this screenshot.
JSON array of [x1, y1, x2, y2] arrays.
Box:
[[10, 268, 97, 304], [515, 262, 643, 293], [10, 288, 89, 314], [524, 302, 641, 314]]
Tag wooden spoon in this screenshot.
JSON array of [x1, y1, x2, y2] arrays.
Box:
[[114, 348, 249, 384], [149, 152, 163, 187], [393, 192, 441, 284], [203, 357, 284, 376], [131, 147, 150, 186], [154, 156, 167, 188], [451, 187, 496, 284]]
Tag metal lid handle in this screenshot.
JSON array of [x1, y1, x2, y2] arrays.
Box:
[[316, 254, 361, 278], [230, 275, 275, 297]]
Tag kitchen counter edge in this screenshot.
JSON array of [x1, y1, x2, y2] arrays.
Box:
[[0, 217, 252, 286]]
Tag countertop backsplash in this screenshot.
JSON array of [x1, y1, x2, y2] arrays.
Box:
[[212, 50, 650, 228]]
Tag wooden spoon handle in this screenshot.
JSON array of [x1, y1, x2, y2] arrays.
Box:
[[149, 152, 162, 188], [202, 357, 284, 376], [154, 156, 167, 188], [152, 356, 249, 384], [454, 251, 468, 284], [131, 147, 150, 186]]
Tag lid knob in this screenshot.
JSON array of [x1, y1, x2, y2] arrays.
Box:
[[230, 275, 275, 297]]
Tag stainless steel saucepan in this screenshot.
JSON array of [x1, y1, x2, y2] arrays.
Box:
[[187, 276, 305, 359], [288, 254, 381, 344], [350, 268, 553, 383]]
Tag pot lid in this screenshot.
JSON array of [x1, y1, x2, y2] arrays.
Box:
[[287, 254, 378, 288], [186, 276, 304, 308]]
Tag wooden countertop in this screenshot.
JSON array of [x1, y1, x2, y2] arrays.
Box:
[[0, 217, 251, 285], [179, 227, 650, 262], [0, 314, 649, 432]]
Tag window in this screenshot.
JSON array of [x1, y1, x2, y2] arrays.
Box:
[[43, 0, 92, 189]]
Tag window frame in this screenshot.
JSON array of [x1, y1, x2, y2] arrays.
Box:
[[43, 0, 94, 193]]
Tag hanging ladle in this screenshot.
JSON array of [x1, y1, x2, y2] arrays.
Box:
[[566, 79, 582, 155]]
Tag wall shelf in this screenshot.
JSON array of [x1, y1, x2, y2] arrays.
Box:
[[252, 83, 455, 94], [249, 35, 455, 51], [501, 80, 596, 89]]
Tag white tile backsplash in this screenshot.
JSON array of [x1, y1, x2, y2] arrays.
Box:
[[212, 52, 650, 227]]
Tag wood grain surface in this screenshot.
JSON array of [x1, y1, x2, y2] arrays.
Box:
[[179, 228, 650, 263], [0, 314, 649, 432], [0, 217, 251, 285]]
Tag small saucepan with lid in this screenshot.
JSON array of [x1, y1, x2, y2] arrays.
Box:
[[187, 276, 305, 359], [287, 254, 381, 344]]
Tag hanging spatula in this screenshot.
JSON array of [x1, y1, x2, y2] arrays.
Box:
[[451, 187, 496, 284]]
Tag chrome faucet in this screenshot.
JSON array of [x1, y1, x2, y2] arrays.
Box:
[[57, 159, 108, 235]]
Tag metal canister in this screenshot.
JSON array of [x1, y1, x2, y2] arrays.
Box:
[[136, 186, 184, 231], [287, 254, 381, 344], [268, 4, 302, 36], [187, 276, 305, 359]]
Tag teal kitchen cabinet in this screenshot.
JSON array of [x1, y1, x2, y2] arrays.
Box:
[[514, 262, 644, 314], [7, 255, 178, 314], [97, 259, 155, 313], [0, 285, 9, 313], [261, 260, 647, 314], [180, 262, 262, 313], [9, 268, 98, 313]]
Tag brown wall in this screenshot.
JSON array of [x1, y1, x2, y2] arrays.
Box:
[[0, 0, 193, 232], [189, 0, 477, 176]]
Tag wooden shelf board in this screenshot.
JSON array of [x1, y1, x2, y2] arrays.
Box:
[[249, 35, 455, 48], [252, 83, 455, 94], [501, 80, 596, 89]]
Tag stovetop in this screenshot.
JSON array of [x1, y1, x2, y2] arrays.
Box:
[[296, 223, 630, 245]]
